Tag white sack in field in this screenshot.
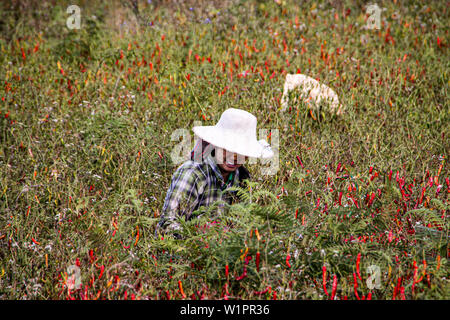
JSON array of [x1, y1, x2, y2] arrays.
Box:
[[280, 73, 343, 115]]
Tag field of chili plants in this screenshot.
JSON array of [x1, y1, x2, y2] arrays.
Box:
[[0, 0, 448, 300]]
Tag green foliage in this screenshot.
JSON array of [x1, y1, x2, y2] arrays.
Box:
[[0, 0, 448, 300]]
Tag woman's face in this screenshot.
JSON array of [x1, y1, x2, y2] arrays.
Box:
[[215, 148, 248, 173]]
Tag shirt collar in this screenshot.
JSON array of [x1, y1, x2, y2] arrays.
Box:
[[205, 154, 239, 185], [205, 154, 225, 181]]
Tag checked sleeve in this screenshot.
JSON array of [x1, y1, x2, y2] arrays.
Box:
[[158, 164, 203, 234]]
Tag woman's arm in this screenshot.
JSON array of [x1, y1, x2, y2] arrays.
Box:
[[157, 165, 201, 235]]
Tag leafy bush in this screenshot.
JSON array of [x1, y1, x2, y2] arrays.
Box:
[[0, 0, 448, 300]]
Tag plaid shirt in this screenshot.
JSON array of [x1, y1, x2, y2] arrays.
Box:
[[157, 154, 249, 234]]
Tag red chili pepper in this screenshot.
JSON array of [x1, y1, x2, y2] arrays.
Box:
[[393, 277, 402, 300], [419, 187, 426, 204], [388, 170, 393, 181], [356, 253, 362, 281], [222, 282, 229, 299], [331, 275, 338, 300], [412, 260, 418, 294], [286, 254, 291, 268], [428, 176, 434, 187], [351, 197, 359, 208], [336, 162, 341, 174], [235, 271, 247, 281], [236, 255, 252, 281], [256, 252, 261, 272], [178, 280, 186, 298], [225, 265, 229, 278], [296, 155, 304, 168], [416, 259, 427, 283], [82, 285, 88, 300], [99, 265, 104, 279], [134, 225, 140, 246], [322, 265, 329, 296], [338, 191, 343, 206], [436, 185, 442, 196], [254, 286, 271, 295], [353, 272, 360, 300], [400, 286, 406, 300]]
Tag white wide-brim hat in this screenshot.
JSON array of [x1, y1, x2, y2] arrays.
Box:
[[193, 108, 274, 159]]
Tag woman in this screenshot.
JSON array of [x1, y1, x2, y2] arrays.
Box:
[[156, 108, 273, 238]]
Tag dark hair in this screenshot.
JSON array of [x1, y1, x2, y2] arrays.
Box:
[[190, 139, 250, 184], [190, 139, 214, 162]]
